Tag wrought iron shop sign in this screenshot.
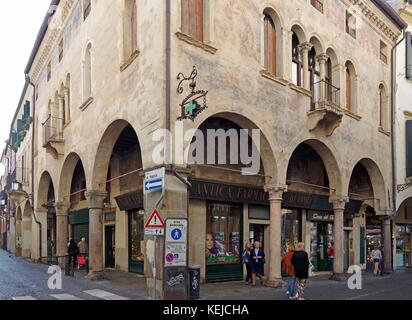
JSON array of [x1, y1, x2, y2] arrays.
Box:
[[177, 66, 208, 121]]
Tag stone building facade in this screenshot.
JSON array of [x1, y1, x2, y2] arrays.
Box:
[[392, 0, 412, 270], [0, 0, 406, 299]]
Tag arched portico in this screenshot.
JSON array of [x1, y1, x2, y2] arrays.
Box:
[[22, 201, 33, 258]]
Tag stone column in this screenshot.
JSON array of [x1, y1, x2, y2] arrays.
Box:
[[331, 198, 347, 281], [383, 218, 393, 273], [35, 208, 48, 261], [299, 42, 312, 91], [58, 95, 65, 137], [55, 202, 70, 259], [85, 190, 107, 280], [317, 53, 329, 103], [64, 87, 70, 124], [264, 184, 288, 288]]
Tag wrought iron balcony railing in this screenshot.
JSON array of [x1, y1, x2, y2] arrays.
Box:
[[311, 80, 341, 112], [42, 115, 64, 147]]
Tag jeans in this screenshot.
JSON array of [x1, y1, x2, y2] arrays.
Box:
[[287, 276, 297, 297]]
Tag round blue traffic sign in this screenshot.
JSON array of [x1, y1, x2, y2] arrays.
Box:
[[171, 228, 182, 241]]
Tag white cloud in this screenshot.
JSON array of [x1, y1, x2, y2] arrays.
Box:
[[0, 0, 51, 176]]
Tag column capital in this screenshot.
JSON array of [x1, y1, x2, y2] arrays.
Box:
[[85, 190, 108, 210], [55, 201, 71, 216], [298, 42, 313, 52], [317, 53, 329, 63], [264, 184, 288, 202], [330, 196, 349, 210]]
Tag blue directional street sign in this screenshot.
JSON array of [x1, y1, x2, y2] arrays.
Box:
[[144, 178, 163, 192], [144, 168, 165, 194]]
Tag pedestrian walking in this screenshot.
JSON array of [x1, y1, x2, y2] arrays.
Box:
[[371, 245, 382, 276], [242, 242, 252, 285], [327, 241, 334, 271], [78, 237, 88, 256], [291, 242, 310, 300], [67, 239, 79, 273], [250, 241, 265, 286], [282, 243, 297, 299]]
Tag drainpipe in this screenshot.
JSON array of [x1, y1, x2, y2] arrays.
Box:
[[389, 29, 406, 272], [25, 74, 42, 262], [166, 0, 171, 162]]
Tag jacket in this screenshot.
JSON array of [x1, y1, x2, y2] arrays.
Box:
[[78, 241, 89, 255], [282, 251, 295, 276], [291, 251, 309, 280], [250, 248, 265, 266]]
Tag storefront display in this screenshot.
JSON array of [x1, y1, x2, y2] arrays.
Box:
[[308, 211, 334, 272], [206, 203, 241, 265], [129, 211, 144, 274], [281, 209, 301, 253], [206, 202, 243, 282], [396, 225, 411, 268]]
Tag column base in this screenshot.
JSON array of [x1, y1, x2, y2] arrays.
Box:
[[265, 278, 283, 288], [329, 273, 346, 282], [86, 271, 105, 281]]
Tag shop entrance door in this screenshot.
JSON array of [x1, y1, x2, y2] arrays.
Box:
[[249, 224, 265, 250], [105, 226, 115, 269], [310, 222, 333, 272]]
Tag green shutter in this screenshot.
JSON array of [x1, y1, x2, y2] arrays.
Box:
[[360, 227, 365, 264], [406, 121, 412, 177]]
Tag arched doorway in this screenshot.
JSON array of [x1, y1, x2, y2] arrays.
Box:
[[37, 171, 56, 261], [22, 201, 33, 258], [348, 159, 388, 272], [187, 114, 276, 283], [15, 206, 23, 257], [92, 120, 143, 274], [394, 198, 412, 269], [58, 153, 89, 255], [286, 142, 336, 273]]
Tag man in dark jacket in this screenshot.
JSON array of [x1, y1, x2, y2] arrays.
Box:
[[291, 242, 309, 300], [250, 241, 265, 286]]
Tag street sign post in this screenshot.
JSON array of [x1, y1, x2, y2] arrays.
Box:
[[163, 218, 188, 300], [145, 208, 165, 300]]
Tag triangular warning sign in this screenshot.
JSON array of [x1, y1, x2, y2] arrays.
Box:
[[145, 209, 165, 228]]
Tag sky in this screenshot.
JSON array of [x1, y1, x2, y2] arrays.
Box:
[[0, 0, 51, 176]]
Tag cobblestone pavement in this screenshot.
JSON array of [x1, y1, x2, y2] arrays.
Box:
[[0, 250, 147, 300], [1, 250, 412, 300]]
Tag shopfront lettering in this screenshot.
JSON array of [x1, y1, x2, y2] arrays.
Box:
[[190, 180, 268, 205]]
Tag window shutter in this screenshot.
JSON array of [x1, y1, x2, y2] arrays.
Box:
[[406, 32, 412, 80], [406, 120, 412, 177], [24, 101, 31, 118]]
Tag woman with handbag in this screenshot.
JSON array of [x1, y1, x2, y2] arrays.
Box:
[[291, 242, 310, 300], [242, 242, 252, 285], [371, 245, 382, 276]]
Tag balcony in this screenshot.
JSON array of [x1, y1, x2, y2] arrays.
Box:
[[42, 116, 64, 159], [307, 80, 343, 137]]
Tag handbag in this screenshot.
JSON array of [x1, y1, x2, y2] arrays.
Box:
[[77, 255, 87, 266]]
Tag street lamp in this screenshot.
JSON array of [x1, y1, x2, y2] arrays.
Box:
[[12, 181, 22, 192]]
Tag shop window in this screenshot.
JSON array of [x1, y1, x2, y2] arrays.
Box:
[[281, 209, 301, 253], [130, 212, 144, 263], [181, 0, 204, 42], [206, 203, 241, 265]]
